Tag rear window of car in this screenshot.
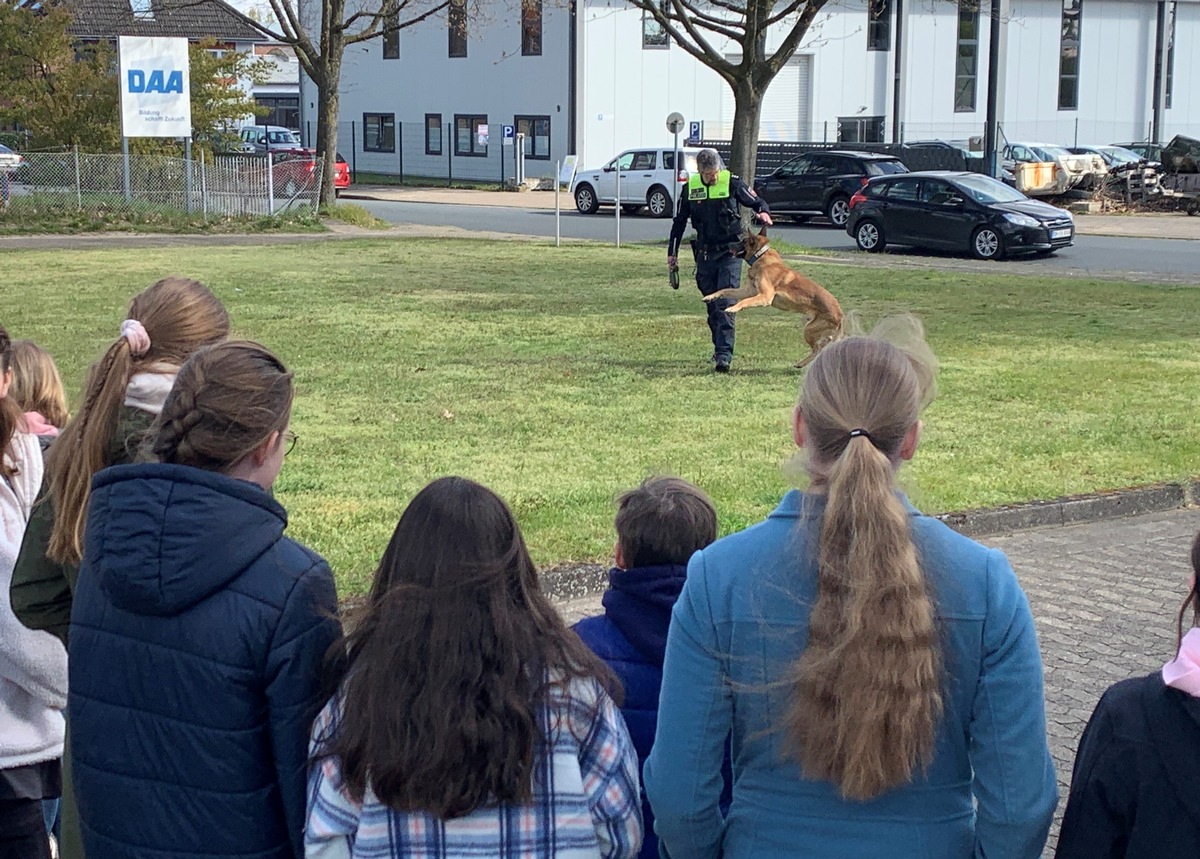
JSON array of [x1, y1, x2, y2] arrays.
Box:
[[865, 160, 908, 176], [663, 151, 700, 173]]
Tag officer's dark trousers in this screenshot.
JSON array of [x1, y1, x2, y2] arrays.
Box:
[[694, 249, 740, 362]]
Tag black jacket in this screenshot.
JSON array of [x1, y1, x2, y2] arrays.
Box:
[[1055, 672, 1200, 858], [668, 172, 769, 256]]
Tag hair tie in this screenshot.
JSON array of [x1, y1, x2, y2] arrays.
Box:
[[847, 428, 873, 443], [120, 319, 151, 357]]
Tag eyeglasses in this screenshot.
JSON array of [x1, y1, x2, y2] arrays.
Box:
[[284, 430, 298, 456]]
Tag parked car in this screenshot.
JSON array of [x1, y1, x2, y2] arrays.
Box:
[[1113, 141, 1165, 163], [753, 150, 908, 227], [0, 143, 22, 172], [1069, 144, 1159, 169], [271, 149, 350, 197], [1002, 142, 1102, 194], [846, 171, 1075, 260], [241, 125, 303, 155], [571, 147, 700, 218]]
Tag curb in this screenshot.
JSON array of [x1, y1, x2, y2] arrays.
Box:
[[539, 482, 1200, 603]]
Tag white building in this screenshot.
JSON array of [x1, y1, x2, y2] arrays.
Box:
[[306, 0, 1199, 181]]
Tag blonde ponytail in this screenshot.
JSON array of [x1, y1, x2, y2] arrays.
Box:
[[783, 322, 943, 800]]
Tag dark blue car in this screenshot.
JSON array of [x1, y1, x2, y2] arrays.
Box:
[[846, 171, 1075, 260]]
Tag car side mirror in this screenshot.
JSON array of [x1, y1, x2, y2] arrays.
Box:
[[602, 165, 614, 172]]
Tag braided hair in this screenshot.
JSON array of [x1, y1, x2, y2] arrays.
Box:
[[148, 341, 293, 472]]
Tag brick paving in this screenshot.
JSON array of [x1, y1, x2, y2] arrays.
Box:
[[555, 506, 1200, 854]]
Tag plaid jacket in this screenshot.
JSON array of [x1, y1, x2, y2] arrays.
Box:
[[305, 675, 643, 859]]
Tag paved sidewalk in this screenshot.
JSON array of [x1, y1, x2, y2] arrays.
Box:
[[555, 505, 1200, 854], [344, 185, 1200, 240]]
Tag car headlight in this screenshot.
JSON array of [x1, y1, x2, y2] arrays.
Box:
[[1003, 213, 1040, 228]]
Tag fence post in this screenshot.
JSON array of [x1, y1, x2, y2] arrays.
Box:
[[266, 153, 275, 216], [398, 120, 403, 184], [350, 121, 357, 182], [122, 137, 131, 202], [555, 159, 560, 247], [73, 146, 82, 211], [1074, 117, 1079, 147], [200, 150, 207, 219], [185, 138, 193, 213], [448, 146, 453, 187], [823, 121, 828, 143]]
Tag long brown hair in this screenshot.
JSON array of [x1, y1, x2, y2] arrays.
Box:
[[9, 340, 69, 429], [0, 325, 24, 479], [784, 319, 943, 801], [148, 341, 293, 471], [1178, 532, 1200, 648], [318, 476, 620, 818], [46, 277, 229, 564]]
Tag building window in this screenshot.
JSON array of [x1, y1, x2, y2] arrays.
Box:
[[129, 0, 154, 20], [837, 115, 885, 144], [383, 11, 399, 59], [256, 96, 300, 130], [455, 114, 488, 157], [515, 115, 550, 160], [867, 0, 890, 51], [1058, 0, 1081, 110], [449, 0, 467, 58], [425, 114, 442, 155], [1166, 0, 1176, 109], [363, 113, 395, 152], [955, 0, 979, 112], [521, 0, 542, 56], [642, 1, 669, 49]]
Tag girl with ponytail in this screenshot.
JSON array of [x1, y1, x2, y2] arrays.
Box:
[[10, 277, 229, 643], [645, 316, 1057, 858]]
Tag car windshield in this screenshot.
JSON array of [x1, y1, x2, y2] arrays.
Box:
[[1032, 145, 1072, 160], [269, 130, 300, 144], [1101, 146, 1141, 165], [954, 174, 1028, 204], [865, 160, 908, 176]]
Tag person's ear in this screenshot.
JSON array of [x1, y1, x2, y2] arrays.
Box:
[[613, 540, 626, 570], [0, 367, 11, 400], [792, 405, 806, 449], [899, 420, 922, 461], [252, 430, 282, 466]]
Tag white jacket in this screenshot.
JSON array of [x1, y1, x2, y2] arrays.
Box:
[[1, 428, 68, 769]]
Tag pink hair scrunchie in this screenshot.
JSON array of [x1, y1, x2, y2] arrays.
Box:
[[120, 319, 151, 357]]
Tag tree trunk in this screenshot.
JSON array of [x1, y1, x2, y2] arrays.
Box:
[[728, 77, 764, 185], [315, 49, 343, 207]]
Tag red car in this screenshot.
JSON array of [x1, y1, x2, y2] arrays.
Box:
[[270, 148, 350, 197]]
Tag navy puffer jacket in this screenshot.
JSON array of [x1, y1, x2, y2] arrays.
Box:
[[68, 463, 341, 859]]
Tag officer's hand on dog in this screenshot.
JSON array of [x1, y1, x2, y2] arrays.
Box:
[[756, 212, 775, 227]]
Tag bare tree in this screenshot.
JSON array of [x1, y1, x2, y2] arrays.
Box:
[[632, 0, 832, 181], [221, 0, 452, 204]]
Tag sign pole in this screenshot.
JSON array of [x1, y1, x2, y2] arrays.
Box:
[[615, 161, 621, 248], [555, 159, 561, 247], [185, 137, 193, 212], [122, 137, 131, 202]]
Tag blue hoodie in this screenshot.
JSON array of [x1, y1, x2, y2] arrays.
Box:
[[68, 463, 341, 859], [576, 564, 729, 859]]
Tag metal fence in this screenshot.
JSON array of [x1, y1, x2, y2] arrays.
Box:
[[0, 149, 322, 218]]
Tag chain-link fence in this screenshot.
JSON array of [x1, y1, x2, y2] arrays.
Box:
[[0, 149, 323, 217]]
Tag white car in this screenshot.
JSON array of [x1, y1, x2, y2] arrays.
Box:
[[1002, 142, 1104, 194], [571, 147, 701, 218], [0, 143, 21, 171]]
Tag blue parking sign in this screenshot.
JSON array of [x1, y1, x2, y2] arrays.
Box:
[[688, 121, 702, 142], [503, 125, 515, 139]]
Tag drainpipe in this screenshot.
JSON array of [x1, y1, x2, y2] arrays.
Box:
[[983, 0, 1009, 177], [568, 0, 578, 155], [1151, 0, 1168, 144], [891, 0, 904, 143]]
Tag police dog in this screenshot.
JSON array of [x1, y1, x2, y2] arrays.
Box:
[[703, 228, 844, 369]]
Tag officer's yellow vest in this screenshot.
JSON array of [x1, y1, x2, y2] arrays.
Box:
[[688, 170, 731, 202]]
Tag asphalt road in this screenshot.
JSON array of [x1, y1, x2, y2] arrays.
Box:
[[356, 199, 1200, 283]]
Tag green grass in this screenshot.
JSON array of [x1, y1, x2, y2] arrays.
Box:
[[0, 195, 326, 234], [4, 239, 1199, 594], [319, 202, 390, 229]]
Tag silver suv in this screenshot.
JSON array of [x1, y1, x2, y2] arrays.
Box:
[[571, 147, 701, 218], [240, 125, 302, 155]]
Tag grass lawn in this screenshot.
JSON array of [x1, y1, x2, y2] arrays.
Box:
[[3, 238, 1198, 594]]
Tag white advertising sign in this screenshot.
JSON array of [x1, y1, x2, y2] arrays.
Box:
[[118, 36, 192, 138]]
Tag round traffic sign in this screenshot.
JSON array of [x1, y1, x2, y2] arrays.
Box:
[[666, 112, 686, 134]]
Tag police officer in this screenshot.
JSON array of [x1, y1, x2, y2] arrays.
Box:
[[668, 148, 773, 373]]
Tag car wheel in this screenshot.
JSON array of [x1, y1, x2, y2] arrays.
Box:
[[646, 185, 672, 218], [826, 195, 851, 227], [972, 226, 1005, 260], [1187, 200, 1200, 216], [335, 189, 342, 198], [855, 219, 886, 253], [621, 204, 641, 215], [574, 183, 599, 214]]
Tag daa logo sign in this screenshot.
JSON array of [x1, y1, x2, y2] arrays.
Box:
[[118, 36, 191, 138]]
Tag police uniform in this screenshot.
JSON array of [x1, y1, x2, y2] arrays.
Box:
[[668, 169, 770, 369]]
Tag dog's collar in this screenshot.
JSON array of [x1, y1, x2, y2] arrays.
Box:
[[747, 243, 771, 265]]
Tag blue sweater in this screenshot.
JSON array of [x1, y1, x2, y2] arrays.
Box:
[[644, 490, 1057, 859], [575, 564, 687, 859], [68, 463, 341, 859]]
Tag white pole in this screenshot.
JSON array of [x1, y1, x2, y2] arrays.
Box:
[[200, 150, 207, 219], [266, 153, 275, 215], [555, 158, 561, 247], [73, 146, 81, 211], [615, 161, 621, 248]]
